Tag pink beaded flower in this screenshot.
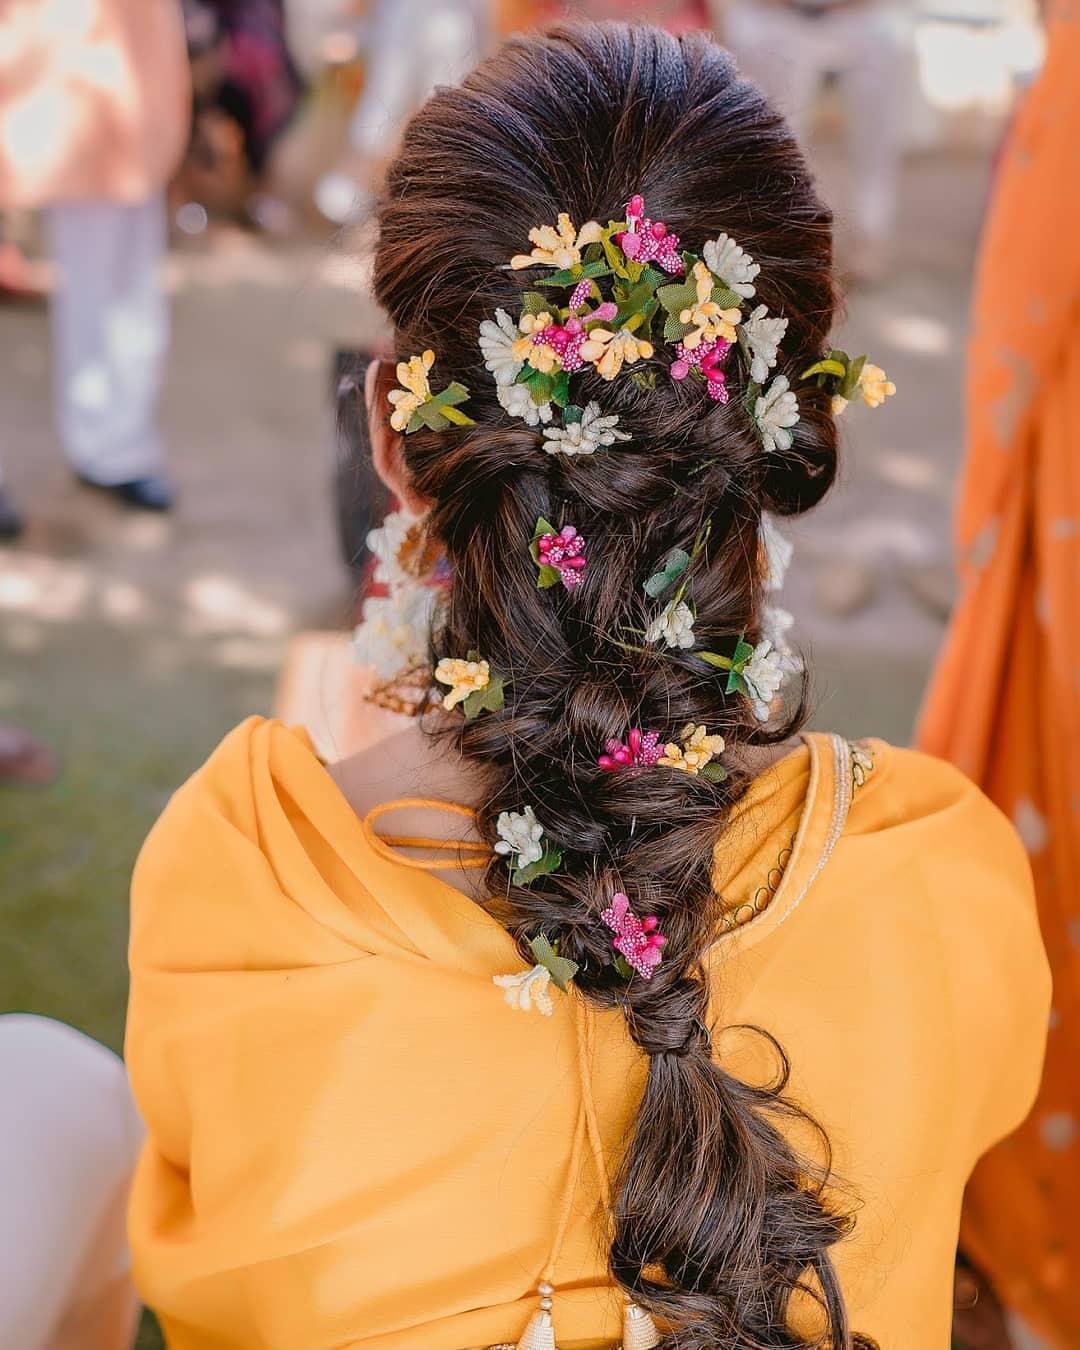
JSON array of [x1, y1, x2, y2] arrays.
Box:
[[670, 335, 731, 403], [601, 892, 667, 980], [597, 728, 663, 773], [537, 524, 587, 589], [614, 195, 685, 276], [531, 298, 619, 374]]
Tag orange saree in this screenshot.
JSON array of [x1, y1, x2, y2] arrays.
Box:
[[917, 6, 1080, 1343]]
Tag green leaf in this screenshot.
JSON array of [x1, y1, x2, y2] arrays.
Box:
[[663, 314, 694, 344], [551, 369, 572, 409], [536, 565, 561, 589], [613, 954, 635, 981], [536, 260, 612, 288], [841, 354, 867, 401], [520, 290, 553, 317], [656, 279, 699, 318], [744, 379, 762, 414], [640, 264, 666, 291], [463, 673, 506, 720], [518, 366, 557, 405], [711, 284, 743, 310], [418, 380, 476, 430], [528, 934, 579, 992], [698, 650, 733, 670], [630, 369, 657, 392], [513, 845, 562, 887], [643, 547, 690, 599], [530, 516, 557, 565], [725, 669, 748, 697], [700, 761, 729, 783], [562, 404, 585, 425], [732, 638, 756, 669], [800, 357, 848, 381]]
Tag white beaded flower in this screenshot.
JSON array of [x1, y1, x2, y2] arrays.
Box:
[[542, 402, 630, 456], [478, 308, 521, 388], [493, 965, 554, 1016], [494, 806, 546, 870], [754, 375, 800, 454], [365, 507, 421, 589], [702, 233, 760, 299], [742, 639, 787, 721], [497, 381, 552, 426], [351, 585, 435, 681], [646, 599, 696, 650], [761, 605, 802, 675], [743, 305, 789, 384], [760, 514, 794, 593]]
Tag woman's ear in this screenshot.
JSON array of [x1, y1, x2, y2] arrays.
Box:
[[365, 358, 431, 517]]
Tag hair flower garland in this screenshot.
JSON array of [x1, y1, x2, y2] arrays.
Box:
[[598, 727, 664, 772], [495, 806, 563, 885], [434, 653, 506, 718], [602, 892, 667, 980], [388, 351, 475, 434], [531, 518, 587, 590], [658, 723, 727, 780]]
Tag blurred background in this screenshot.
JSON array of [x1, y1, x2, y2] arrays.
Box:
[[0, 1, 1051, 1343]]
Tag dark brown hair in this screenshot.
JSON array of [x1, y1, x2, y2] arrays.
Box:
[[374, 21, 863, 1348]]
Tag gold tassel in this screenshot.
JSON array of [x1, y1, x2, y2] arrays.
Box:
[[622, 1300, 662, 1349], [514, 1308, 557, 1350]]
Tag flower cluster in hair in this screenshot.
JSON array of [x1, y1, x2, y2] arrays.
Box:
[[389, 192, 894, 455]]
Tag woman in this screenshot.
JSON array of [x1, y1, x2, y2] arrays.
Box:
[[918, 4, 1080, 1345], [126, 24, 1049, 1349]]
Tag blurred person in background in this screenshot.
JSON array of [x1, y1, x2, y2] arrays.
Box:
[[719, 0, 911, 283], [918, 4, 1080, 1347], [0, 0, 190, 538], [314, 0, 491, 225], [498, 0, 710, 31]]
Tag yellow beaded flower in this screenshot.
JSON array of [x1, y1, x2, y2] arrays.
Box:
[[832, 361, 897, 415], [579, 328, 655, 381], [434, 657, 490, 711], [388, 350, 435, 433], [510, 213, 604, 271], [680, 262, 742, 352], [658, 723, 727, 775]]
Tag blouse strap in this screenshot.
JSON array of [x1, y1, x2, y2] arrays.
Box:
[[362, 798, 493, 871]]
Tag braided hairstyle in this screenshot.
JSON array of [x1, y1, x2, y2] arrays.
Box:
[[373, 22, 864, 1348]]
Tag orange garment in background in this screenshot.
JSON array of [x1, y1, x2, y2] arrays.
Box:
[[0, 0, 190, 208], [916, 6, 1080, 1344], [126, 719, 1048, 1348]]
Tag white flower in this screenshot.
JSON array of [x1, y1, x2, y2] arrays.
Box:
[[743, 305, 788, 384], [742, 639, 787, 722], [351, 585, 435, 681], [760, 514, 793, 592], [702, 233, 760, 298], [497, 381, 552, 426], [494, 805, 545, 869], [542, 401, 630, 456], [646, 599, 696, 650], [754, 375, 800, 454], [493, 965, 554, 1016], [478, 308, 521, 388], [365, 507, 422, 589], [761, 605, 803, 676]]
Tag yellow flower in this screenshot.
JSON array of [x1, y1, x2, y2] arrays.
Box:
[[858, 363, 897, 409], [387, 349, 435, 433], [579, 327, 655, 381], [831, 394, 850, 417], [658, 722, 726, 775], [680, 264, 742, 351], [510, 213, 604, 271], [511, 312, 554, 363], [434, 657, 490, 711]]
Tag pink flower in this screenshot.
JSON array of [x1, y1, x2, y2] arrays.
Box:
[[614, 195, 685, 276], [670, 336, 731, 403], [598, 728, 663, 772], [601, 892, 667, 980], [538, 524, 587, 589]]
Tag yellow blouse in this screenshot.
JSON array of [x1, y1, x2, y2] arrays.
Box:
[[126, 719, 1050, 1349]]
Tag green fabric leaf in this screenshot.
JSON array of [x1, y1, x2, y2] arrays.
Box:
[[725, 669, 748, 697], [530, 517, 557, 565], [536, 565, 560, 589], [563, 404, 585, 425], [732, 638, 756, 669], [536, 260, 612, 288], [551, 370, 572, 409], [663, 314, 694, 344], [640, 264, 665, 291], [613, 954, 635, 981], [528, 934, 578, 992], [800, 357, 848, 381], [700, 761, 729, 783], [643, 547, 690, 598], [518, 366, 557, 405], [698, 650, 733, 669], [406, 411, 424, 434], [630, 369, 657, 392], [520, 291, 553, 317], [841, 354, 867, 401], [711, 284, 743, 311], [656, 279, 699, 317], [463, 673, 505, 720], [513, 845, 562, 887]]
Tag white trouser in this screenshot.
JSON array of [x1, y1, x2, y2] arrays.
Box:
[[0, 1016, 143, 1350], [44, 195, 169, 485], [725, 1, 910, 245]]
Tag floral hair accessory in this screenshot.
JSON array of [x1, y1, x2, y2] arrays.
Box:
[[602, 892, 667, 980], [802, 350, 896, 415], [702, 233, 760, 299], [531, 518, 587, 590], [671, 336, 731, 402], [495, 806, 562, 884], [542, 401, 629, 456], [658, 723, 727, 780], [388, 350, 475, 434], [434, 653, 506, 719], [646, 598, 695, 649], [613, 195, 685, 274], [701, 637, 786, 722], [754, 375, 800, 454], [510, 212, 604, 271], [760, 514, 794, 592], [493, 934, 579, 1015], [598, 728, 664, 772]]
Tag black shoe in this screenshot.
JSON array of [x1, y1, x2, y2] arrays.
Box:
[[0, 486, 24, 539], [77, 473, 175, 512]]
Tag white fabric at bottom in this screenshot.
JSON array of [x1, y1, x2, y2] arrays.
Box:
[[44, 195, 169, 485], [0, 1015, 143, 1350]]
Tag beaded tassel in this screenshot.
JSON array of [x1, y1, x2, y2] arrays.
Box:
[[515, 1284, 557, 1350], [622, 1300, 662, 1349]]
